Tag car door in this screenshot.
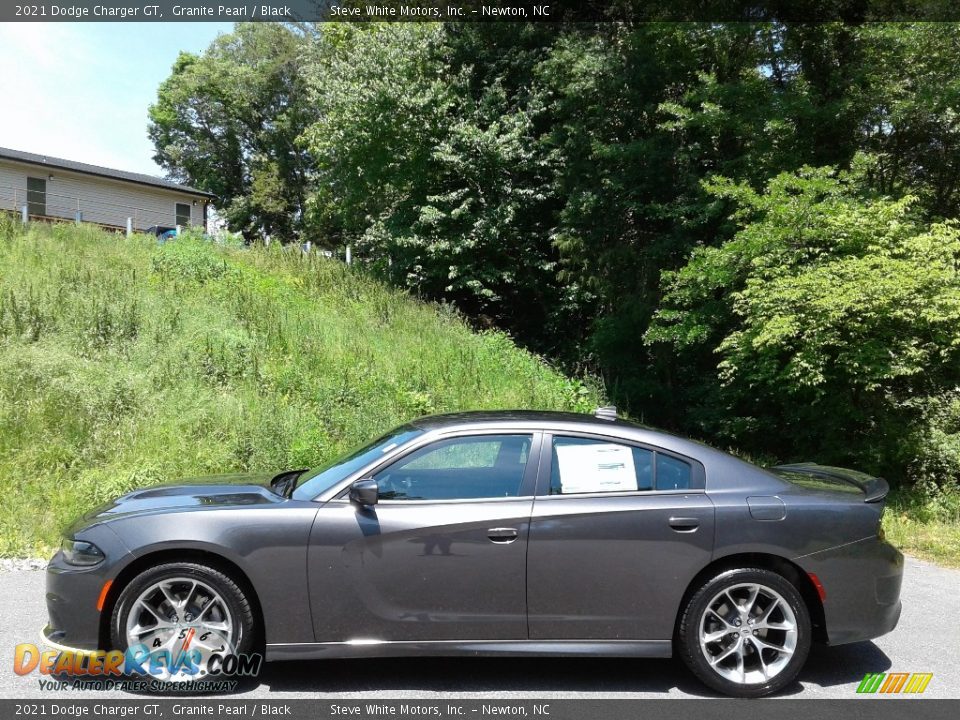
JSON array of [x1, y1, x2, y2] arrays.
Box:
[[526, 432, 715, 640], [307, 431, 540, 643]]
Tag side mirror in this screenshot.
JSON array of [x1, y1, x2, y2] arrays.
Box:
[[349, 478, 379, 506]]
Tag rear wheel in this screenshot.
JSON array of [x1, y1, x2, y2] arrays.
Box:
[[110, 562, 256, 682], [677, 568, 811, 697]]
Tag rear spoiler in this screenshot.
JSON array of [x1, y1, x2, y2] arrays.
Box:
[[772, 462, 890, 503]]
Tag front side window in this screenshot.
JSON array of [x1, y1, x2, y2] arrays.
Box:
[[550, 436, 691, 494], [375, 434, 532, 501]]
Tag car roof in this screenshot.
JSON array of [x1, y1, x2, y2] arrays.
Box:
[[410, 409, 646, 432]]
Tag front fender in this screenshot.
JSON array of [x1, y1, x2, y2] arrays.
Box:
[[105, 502, 319, 645]]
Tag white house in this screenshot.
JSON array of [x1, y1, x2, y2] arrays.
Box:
[[0, 146, 213, 232]]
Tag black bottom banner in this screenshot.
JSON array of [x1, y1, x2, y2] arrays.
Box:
[[1, 699, 958, 720]]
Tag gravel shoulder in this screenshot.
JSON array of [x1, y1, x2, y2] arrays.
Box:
[[1, 555, 956, 699]]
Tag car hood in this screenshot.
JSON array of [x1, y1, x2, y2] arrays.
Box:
[[71, 472, 288, 529]]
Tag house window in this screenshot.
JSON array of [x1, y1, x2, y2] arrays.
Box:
[[27, 177, 46, 216], [175, 203, 191, 227]]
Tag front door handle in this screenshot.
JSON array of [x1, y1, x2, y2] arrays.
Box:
[[668, 517, 700, 532], [487, 527, 519, 544]]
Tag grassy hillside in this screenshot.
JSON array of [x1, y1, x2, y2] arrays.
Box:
[[0, 218, 600, 557]]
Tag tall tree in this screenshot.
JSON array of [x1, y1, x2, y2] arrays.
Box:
[[301, 24, 562, 343], [149, 23, 315, 239], [856, 24, 960, 219]]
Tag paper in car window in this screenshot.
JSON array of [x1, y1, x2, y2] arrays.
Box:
[[555, 443, 637, 493]]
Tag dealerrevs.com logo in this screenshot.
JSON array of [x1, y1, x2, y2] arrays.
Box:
[[857, 672, 934, 694], [14, 642, 262, 693]]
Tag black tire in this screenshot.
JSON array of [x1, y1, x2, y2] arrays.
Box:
[[677, 567, 811, 698], [110, 562, 257, 681]]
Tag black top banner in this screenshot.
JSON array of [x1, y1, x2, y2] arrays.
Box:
[[7, 0, 960, 23]]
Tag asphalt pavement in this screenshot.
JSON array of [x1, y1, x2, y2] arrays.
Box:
[[1, 555, 957, 699]]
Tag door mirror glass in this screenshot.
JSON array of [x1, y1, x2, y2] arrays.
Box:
[[349, 478, 379, 506]]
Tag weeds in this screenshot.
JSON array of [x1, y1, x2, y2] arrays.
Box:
[[0, 224, 601, 556]]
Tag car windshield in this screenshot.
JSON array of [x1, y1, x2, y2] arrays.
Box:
[[291, 425, 423, 500]]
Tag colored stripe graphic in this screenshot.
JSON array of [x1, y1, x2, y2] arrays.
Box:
[[880, 673, 910, 693], [903, 673, 934, 694], [857, 672, 932, 694], [857, 673, 886, 693]]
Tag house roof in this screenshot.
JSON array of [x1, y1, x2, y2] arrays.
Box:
[[0, 146, 215, 199]]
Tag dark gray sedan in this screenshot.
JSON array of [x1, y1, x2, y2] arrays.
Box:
[[44, 409, 903, 697]]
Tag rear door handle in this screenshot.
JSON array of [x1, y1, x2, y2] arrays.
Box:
[[668, 517, 700, 532], [487, 527, 519, 544]]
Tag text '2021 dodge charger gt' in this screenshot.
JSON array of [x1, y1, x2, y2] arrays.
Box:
[[44, 409, 903, 696]]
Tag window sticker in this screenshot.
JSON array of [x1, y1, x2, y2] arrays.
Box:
[[555, 442, 638, 493]]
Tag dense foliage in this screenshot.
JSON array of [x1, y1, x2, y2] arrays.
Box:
[[647, 168, 960, 478], [150, 22, 960, 490]]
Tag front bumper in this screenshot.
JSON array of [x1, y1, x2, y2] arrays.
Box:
[[41, 623, 101, 654], [43, 525, 133, 652], [795, 536, 904, 645]]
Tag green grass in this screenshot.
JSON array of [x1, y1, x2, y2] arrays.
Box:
[[883, 490, 960, 568], [0, 218, 600, 557]]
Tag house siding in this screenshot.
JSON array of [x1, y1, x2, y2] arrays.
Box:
[[0, 159, 208, 231]]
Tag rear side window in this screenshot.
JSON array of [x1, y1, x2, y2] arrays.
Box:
[[656, 453, 692, 490], [550, 436, 691, 494]]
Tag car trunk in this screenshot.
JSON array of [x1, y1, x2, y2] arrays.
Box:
[[769, 462, 890, 503]]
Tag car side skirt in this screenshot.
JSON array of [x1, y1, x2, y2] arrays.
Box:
[[265, 639, 673, 661]]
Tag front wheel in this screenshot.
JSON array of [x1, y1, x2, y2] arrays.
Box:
[[677, 568, 812, 697], [110, 562, 256, 683]]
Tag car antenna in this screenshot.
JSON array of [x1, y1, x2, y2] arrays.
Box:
[[594, 405, 618, 421]]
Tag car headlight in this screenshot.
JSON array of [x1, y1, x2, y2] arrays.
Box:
[[60, 538, 105, 566]]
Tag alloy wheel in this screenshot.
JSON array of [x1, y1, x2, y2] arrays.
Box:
[[124, 576, 235, 681], [698, 582, 798, 685]]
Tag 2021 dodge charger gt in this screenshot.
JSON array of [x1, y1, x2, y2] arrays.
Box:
[[44, 409, 903, 697]]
